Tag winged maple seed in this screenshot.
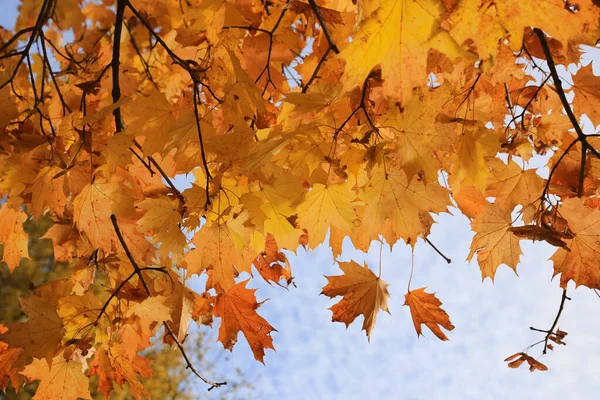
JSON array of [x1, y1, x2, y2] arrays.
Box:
[[2, 0, 600, 396], [504, 352, 548, 372]]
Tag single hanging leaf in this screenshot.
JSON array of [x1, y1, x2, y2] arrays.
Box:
[[468, 202, 522, 280], [214, 280, 275, 363], [321, 260, 391, 340], [404, 287, 454, 341]]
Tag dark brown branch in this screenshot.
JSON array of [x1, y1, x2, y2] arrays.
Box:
[[0, 27, 35, 54], [334, 71, 382, 140], [111, 0, 126, 133], [125, 0, 218, 205], [110, 214, 227, 390], [193, 85, 212, 208], [578, 142, 587, 198], [0, 0, 53, 90], [307, 0, 340, 54], [222, 25, 271, 35], [532, 28, 600, 202], [533, 29, 585, 141], [425, 238, 451, 264], [302, 47, 330, 93], [108, 3, 188, 210]]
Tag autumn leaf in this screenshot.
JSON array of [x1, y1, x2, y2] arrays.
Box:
[[252, 233, 294, 287], [485, 159, 545, 211], [22, 355, 92, 400], [0, 205, 29, 271], [338, 0, 464, 103], [72, 179, 136, 252], [321, 260, 391, 340], [213, 279, 275, 363], [571, 63, 600, 121], [404, 287, 454, 341], [183, 220, 252, 292], [360, 168, 450, 247], [1, 291, 65, 364], [551, 198, 600, 289], [296, 180, 357, 247], [468, 202, 522, 280]]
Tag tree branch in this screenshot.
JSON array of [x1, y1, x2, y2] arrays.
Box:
[[111, 0, 126, 133], [307, 0, 340, 54]]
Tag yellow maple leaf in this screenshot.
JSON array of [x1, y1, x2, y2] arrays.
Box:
[[360, 168, 450, 246], [381, 93, 453, 181], [485, 158, 545, 211], [321, 260, 391, 340], [571, 63, 600, 122], [0, 205, 29, 271], [1, 294, 65, 364], [451, 125, 501, 191], [22, 355, 92, 400], [72, 180, 135, 252], [339, 0, 465, 103], [29, 166, 67, 219], [551, 198, 600, 289], [297, 180, 357, 248], [184, 220, 252, 292], [468, 202, 522, 280]]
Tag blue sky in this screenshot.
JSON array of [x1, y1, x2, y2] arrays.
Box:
[[2, 2, 600, 399]]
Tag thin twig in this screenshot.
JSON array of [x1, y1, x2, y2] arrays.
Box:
[[110, 214, 227, 390], [529, 288, 569, 355], [425, 238, 451, 264]]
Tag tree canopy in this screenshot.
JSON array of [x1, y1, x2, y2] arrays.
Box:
[[1, 0, 600, 397]]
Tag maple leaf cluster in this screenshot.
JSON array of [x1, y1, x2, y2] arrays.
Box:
[[1, 0, 600, 397]]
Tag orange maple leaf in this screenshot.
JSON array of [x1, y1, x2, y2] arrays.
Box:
[[321, 260, 391, 340], [404, 287, 454, 341], [213, 279, 275, 363]]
